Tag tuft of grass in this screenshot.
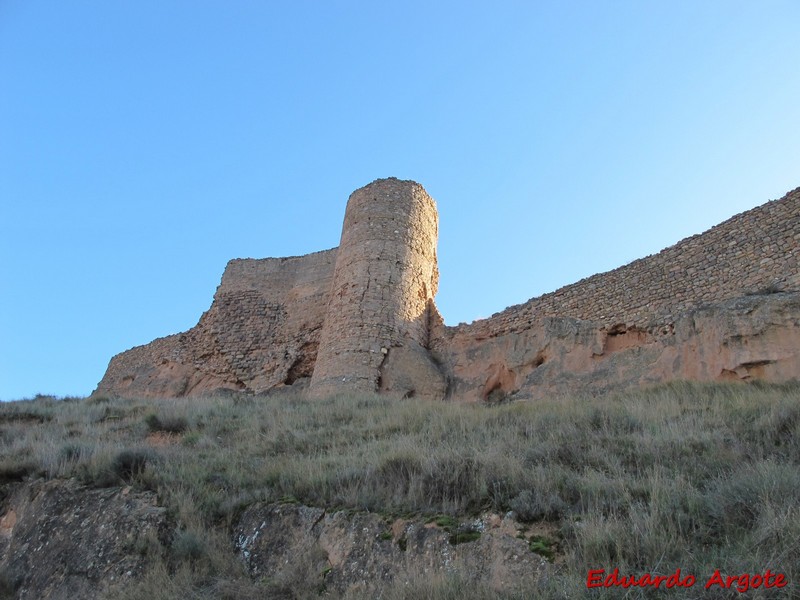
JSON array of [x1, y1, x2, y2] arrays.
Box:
[[170, 529, 207, 563], [144, 413, 189, 435], [527, 535, 555, 561], [181, 431, 201, 447], [430, 515, 459, 530], [449, 530, 481, 545], [77, 447, 156, 488]]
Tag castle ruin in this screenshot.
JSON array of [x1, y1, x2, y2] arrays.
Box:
[[95, 178, 800, 401], [309, 179, 441, 398]]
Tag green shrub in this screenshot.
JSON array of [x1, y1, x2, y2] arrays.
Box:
[[171, 529, 206, 563], [449, 530, 481, 545], [78, 448, 155, 487], [527, 535, 555, 561]]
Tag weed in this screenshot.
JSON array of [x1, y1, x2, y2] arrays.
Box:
[[449, 530, 481, 545], [145, 413, 188, 434], [182, 431, 201, 447], [528, 535, 555, 561], [171, 529, 206, 563], [430, 515, 459, 530]]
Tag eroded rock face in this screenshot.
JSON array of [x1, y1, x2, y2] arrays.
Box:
[[93, 182, 800, 400], [0, 480, 548, 598], [234, 503, 546, 596], [378, 342, 448, 400], [0, 479, 168, 600], [95, 249, 338, 398], [436, 292, 800, 401]]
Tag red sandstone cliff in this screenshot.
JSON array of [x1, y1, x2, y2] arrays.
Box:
[[94, 182, 800, 401], [95, 249, 337, 398]]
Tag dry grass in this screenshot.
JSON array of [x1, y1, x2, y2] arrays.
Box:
[[1, 381, 799, 598]]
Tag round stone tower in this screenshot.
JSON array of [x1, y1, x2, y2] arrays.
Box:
[[309, 177, 440, 398]]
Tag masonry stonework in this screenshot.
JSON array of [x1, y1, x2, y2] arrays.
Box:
[[452, 188, 800, 339], [94, 180, 800, 401], [309, 178, 442, 398]]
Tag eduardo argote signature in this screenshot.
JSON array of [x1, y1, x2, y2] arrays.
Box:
[[587, 568, 788, 592]]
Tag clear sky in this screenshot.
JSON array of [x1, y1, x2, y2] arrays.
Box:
[[1, 1, 798, 400]]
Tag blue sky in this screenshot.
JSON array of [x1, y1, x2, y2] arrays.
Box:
[[1, 1, 798, 400]]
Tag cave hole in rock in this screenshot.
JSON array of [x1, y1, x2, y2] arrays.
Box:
[[486, 386, 507, 404], [284, 344, 317, 385]]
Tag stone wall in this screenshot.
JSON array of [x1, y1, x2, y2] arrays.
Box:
[[449, 187, 800, 341]]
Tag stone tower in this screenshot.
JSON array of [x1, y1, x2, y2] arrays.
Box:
[[309, 177, 442, 397]]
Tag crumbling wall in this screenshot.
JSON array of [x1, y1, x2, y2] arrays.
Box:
[[449, 187, 800, 341], [433, 187, 800, 401], [95, 249, 337, 398], [95, 182, 800, 401]]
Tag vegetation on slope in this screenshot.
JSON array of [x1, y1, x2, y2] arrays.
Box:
[[1, 381, 798, 598]]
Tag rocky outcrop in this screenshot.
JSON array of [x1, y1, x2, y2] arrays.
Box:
[[436, 292, 800, 402], [0, 480, 548, 599], [0, 479, 168, 600], [94, 181, 800, 401], [235, 502, 546, 597]]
